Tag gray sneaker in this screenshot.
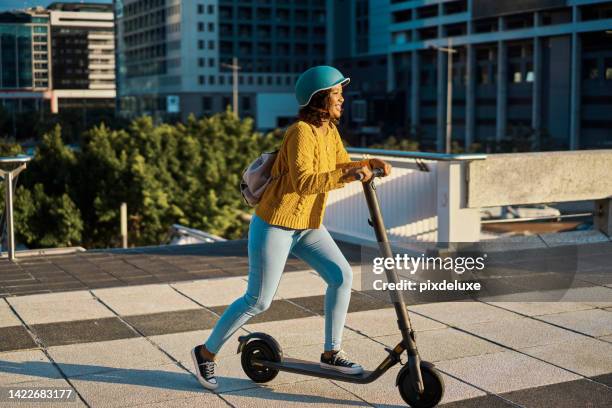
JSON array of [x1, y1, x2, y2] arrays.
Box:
[[192, 345, 219, 390], [320, 349, 364, 375]]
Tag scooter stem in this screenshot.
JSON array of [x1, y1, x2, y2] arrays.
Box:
[[362, 176, 425, 394]]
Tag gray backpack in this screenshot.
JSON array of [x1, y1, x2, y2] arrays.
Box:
[[240, 150, 285, 207]]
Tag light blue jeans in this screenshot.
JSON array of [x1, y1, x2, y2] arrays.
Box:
[[204, 214, 353, 354]]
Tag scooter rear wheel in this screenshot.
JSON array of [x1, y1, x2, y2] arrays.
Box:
[[241, 340, 281, 383], [397, 363, 445, 408]]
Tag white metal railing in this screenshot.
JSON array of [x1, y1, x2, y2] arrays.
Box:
[[325, 148, 488, 245], [325, 155, 440, 244]]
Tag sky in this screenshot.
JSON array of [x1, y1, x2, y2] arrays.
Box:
[[0, 0, 111, 11]]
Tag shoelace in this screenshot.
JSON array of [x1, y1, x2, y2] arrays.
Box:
[[201, 360, 216, 379], [332, 350, 354, 367]]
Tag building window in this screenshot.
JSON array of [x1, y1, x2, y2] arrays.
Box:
[[208, 40, 215, 49], [209, 58, 215, 67], [202, 96, 212, 111], [222, 96, 231, 109], [198, 58, 204, 67], [209, 75, 215, 84], [276, 76, 282, 85], [242, 96, 251, 111], [198, 75, 205, 85], [509, 63, 522, 83], [198, 4, 204, 14], [208, 5, 214, 14], [267, 76, 272, 85], [605, 58, 612, 80], [257, 76, 263, 85], [198, 22, 204, 32], [239, 76, 244, 85], [198, 40, 204, 49], [219, 76, 225, 84], [208, 22, 214, 32], [583, 59, 599, 80], [248, 76, 253, 85], [477, 65, 490, 84]]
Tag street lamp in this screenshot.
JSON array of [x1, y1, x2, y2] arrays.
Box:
[[430, 39, 457, 154], [221, 57, 241, 116]]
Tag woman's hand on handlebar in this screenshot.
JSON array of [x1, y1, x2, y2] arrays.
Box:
[[342, 165, 373, 183], [369, 158, 392, 177]]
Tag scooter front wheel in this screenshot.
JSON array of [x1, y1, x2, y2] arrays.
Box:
[[240, 340, 281, 383], [397, 363, 445, 408]]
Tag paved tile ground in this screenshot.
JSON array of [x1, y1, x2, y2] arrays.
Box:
[[0, 240, 610, 407], [0, 240, 361, 297]]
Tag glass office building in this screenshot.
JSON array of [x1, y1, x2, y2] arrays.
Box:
[[0, 12, 50, 91], [389, 0, 612, 150]]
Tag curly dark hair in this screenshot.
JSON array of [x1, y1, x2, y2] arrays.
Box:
[[297, 88, 339, 128]]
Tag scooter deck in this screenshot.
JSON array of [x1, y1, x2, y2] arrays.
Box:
[[257, 357, 376, 384]]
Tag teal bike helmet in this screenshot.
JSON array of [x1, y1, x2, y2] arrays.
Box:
[[295, 66, 350, 107]]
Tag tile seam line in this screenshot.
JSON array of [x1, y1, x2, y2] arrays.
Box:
[[356, 290, 612, 392], [327, 380, 376, 408], [481, 300, 612, 342], [435, 368, 527, 408], [168, 283, 234, 321], [1, 297, 92, 408], [282, 293, 392, 344], [87, 289, 238, 406], [120, 254, 190, 275]]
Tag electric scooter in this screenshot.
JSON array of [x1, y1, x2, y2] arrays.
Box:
[[237, 168, 445, 407]]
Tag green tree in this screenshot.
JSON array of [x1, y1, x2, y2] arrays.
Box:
[[1, 110, 283, 249], [13, 184, 83, 248], [74, 109, 280, 247], [0, 133, 83, 249]]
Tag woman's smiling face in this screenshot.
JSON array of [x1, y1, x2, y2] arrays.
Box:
[[328, 84, 344, 120]]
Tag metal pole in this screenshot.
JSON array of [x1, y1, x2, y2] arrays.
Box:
[[233, 56, 239, 117], [446, 39, 453, 154], [120, 202, 127, 248], [5, 171, 14, 261]]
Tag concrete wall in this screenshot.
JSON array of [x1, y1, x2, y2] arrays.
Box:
[[467, 149, 612, 207]]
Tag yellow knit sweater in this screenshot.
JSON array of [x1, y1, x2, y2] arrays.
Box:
[[255, 120, 367, 229]]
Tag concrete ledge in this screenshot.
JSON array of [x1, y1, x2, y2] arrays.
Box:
[[468, 150, 612, 208]]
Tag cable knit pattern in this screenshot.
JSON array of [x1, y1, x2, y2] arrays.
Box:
[[255, 120, 368, 230]]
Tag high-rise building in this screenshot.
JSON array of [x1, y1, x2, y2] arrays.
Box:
[[0, 8, 51, 114], [115, 0, 327, 129], [47, 2, 116, 112], [389, 0, 612, 150], [0, 2, 116, 118]]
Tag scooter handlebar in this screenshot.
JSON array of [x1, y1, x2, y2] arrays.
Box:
[[372, 167, 385, 178], [354, 167, 384, 181]]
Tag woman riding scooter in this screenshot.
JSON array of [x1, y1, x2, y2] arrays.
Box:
[[191, 66, 392, 390]]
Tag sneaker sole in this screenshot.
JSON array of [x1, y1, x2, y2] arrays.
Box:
[[319, 362, 364, 375], [191, 348, 219, 391]]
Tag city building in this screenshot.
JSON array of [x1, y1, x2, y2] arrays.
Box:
[[0, 2, 115, 120], [0, 8, 52, 114], [326, 0, 397, 145], [47, 2, 116, 113], [115, 0, 328, 129], [388, 0, 612, 150]]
